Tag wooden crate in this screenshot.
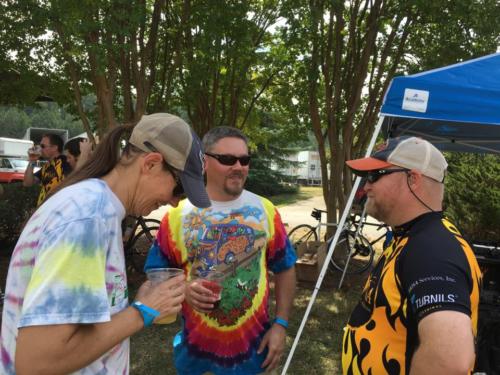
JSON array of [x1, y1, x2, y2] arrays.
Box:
[[295, 241, 327, 282]]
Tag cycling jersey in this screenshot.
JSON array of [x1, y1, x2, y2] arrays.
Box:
[[342, 212, 482, 375], [34, 154, 71, 205]]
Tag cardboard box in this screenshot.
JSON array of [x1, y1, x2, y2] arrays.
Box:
[[295, 241, 327, 282]]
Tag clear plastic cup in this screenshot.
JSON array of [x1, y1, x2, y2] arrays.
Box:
[[146, 267, 184, 324], [28, 145, 42, 158], [196, 271, 225, 309]]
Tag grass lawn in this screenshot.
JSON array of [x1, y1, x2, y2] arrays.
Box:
[[268, 186, 323, 207], [129, 270, 364, 374]]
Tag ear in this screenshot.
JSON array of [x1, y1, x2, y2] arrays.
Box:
[[202, 155, 207, 174], [407, 170, 423, 189], [142, 152, 163, 173]]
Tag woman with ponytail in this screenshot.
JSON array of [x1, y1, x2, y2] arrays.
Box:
[[0, 113, 210, 375]]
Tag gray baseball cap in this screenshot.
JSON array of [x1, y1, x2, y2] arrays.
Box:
[[129, 113, 211, 208]]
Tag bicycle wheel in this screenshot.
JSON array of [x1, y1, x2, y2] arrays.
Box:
[[329, 230, 374, 275], [288, 224, 318, 253], [135, 218, 160, 235], [129, 224, 159, 274]]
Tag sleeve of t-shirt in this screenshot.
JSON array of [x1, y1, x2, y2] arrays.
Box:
[[401, 237, 473, 322], [266, 207, 297, 274], [144, 216, 172, 271], [19, 217, 110, 327]]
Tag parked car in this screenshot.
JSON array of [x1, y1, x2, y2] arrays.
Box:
[[0, 157, 29, 183], [0, 137, 36, 184]]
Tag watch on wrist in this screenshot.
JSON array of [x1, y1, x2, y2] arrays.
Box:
[[273, 317, 289, 329], [131, 301, 160, 327]]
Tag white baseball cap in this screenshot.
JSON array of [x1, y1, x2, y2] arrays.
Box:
[[346, 136, 448, 182]]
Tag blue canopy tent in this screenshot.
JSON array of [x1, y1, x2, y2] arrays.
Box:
[[282, 53, 500, 374], [380, 52, 500, 153]]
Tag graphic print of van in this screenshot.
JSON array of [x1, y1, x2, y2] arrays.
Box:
[[200, 224, 255, 265]]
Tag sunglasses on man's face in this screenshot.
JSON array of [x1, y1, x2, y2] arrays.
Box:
[[205, 152, 251, 166], [365, 168, 409, 184]]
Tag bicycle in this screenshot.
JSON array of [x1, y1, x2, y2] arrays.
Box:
[[123, 216, 161, 274], [288, 208, 391, 276]]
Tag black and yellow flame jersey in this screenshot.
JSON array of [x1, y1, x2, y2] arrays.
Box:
[[342, 212, 481, 375], [34, 155, 71, 206]]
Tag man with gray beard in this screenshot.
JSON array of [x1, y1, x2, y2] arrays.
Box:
[[341, 136, 481, 375], [145, 126, 297, 375]]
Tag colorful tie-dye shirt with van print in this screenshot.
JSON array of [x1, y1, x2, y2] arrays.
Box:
[[145, 189, 297, 375], [0, 178, 129, 375]]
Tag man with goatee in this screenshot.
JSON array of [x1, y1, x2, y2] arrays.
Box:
[[145, 126, 297, 375]]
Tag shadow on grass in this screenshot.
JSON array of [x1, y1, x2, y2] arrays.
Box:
[[275, 270, 364, 375], [128, 269, 365, 375]]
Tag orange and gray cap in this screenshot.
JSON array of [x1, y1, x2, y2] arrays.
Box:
[[129, 113, 211, 208], [346, 136, 448, 182]]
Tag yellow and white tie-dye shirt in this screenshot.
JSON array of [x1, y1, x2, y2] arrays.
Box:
[[0, 178, 129, 374]]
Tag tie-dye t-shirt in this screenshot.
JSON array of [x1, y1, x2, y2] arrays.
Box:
[[0, 178, 129, 375], [145, 190, 297, 375]]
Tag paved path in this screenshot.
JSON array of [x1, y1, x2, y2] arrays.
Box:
[[147, 205, 170, 222], [278, 195, 326, 229]]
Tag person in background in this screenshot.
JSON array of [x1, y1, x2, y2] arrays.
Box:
[[23, 133, 72, 206], [0, 113, 210, 374], [64, 137, 93, 171], [342, 136, 481, 375], [145, 126, 297, 375]]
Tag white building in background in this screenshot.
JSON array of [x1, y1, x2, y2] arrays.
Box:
[[275, 150, 322, 186]]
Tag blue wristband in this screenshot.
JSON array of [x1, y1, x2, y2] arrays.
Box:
[[131, 301, 160, 327], [273, 317, 289, 329]]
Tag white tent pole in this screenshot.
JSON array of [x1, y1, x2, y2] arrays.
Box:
[[281, 116, 385, 375]]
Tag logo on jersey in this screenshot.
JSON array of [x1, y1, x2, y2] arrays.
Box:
[[412, 293, 457, 309]]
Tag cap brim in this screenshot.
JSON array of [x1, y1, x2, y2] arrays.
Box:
[[346, 157, 393, 175], [180, 174, 211, 208]]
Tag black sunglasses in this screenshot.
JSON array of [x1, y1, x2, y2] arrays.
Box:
[[365, 168, 409, 184], [205, 152, 251, 166], [169, 168, 185, 198], [141, 141, 185, 198], [163, 162, 185, 198]]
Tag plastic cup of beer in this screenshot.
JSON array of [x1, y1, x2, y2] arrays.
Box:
[[146, 267, 184, 324], [197, 271, 225, 309], [29, 145, 42, 158]]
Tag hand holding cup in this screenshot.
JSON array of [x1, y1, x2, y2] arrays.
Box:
[[28, 145, 42, 161], [187, 270, 225, 313], [135, 268, 185, 324]]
